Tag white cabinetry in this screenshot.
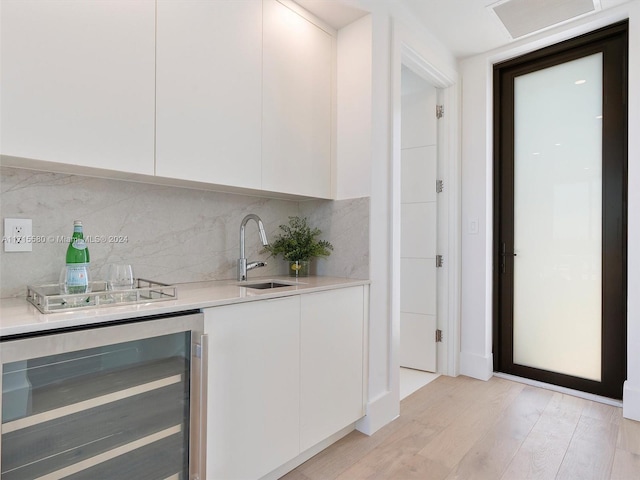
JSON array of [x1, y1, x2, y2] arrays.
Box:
[[300, 286, 365, 450], [155, 0, 262, 189], [158, 0, 333, 198], [205, 296, 300, 480], [2, 0, 334, 199], [262, 0, 333, 198], [204, 285, 366, 479], [0, 0, 155, 175]]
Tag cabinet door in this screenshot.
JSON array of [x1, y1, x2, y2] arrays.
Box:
[[0, 0, 155, 175], [156, 0, 262, 190], [262, 0, 333, 198], [205, 296, 300, 479], [300, 287, 365, 451]]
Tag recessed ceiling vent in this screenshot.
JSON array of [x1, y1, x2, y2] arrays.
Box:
[[490, 0, 599, 39]]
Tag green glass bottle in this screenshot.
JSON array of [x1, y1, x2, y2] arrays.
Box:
[[65, 220, 90, 294]]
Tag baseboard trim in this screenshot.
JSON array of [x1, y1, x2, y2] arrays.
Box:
[[623, 381, 640, 421], [459, 351, 493, 381], [355, 390, 399, 436]]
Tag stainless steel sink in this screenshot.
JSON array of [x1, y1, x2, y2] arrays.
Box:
[[244, 281, 295, 290]]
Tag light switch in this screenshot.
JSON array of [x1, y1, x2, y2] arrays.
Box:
[[468, 219, 479, 235]]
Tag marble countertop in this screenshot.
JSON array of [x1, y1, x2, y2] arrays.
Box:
[[0, 275, 370, 338]]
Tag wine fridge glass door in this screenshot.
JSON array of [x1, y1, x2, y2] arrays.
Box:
[[0, 313, 205, 480]]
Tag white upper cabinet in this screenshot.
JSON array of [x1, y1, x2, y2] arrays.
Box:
[[156, 0, 333, 197], [155, 0, 262, 189], [262, 0, 333, 198], [0, 0, 155, 175], [1, 0, 336, 198]]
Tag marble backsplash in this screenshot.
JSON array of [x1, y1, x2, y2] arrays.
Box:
[[0, 167, 369, 298]]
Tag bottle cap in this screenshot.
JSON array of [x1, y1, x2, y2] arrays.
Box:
[[74, 220, 83, 226]]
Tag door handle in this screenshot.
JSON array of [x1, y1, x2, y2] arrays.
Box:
[[190, 334, 208, 480], [500, 243, 517, 257], [500, 243, 516, 273]]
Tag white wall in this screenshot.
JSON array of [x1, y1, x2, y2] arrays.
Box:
[[336, 15, 372, 200], [356, 4, 394, 434], [350, 1, 458, 434], [459, 0, 640, 420], [623, 0, 640, 422], [459, 52, 495, 380]]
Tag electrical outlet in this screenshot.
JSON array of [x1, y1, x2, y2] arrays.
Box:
[[4, 218, 33, 252]]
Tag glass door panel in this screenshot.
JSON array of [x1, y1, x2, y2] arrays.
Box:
[[1, 333, 191, 480], [513, 53, 603, 381]]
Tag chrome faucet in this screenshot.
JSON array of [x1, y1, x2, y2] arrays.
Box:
[[237, 214, 269, 281]]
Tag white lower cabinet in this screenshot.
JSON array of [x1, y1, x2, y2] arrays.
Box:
[[204, 286, 366, 479], [204, 296, 300, 480], [300, 286, 365, 451]]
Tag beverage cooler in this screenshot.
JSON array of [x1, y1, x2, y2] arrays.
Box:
[[0, 312, 207, 480]]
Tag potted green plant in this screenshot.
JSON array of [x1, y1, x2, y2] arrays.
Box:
[[263, 216, 333, 277]]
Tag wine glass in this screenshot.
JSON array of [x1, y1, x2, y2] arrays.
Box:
[[107, 264, 134, 302]]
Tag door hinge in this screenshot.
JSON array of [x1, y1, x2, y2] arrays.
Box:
[[436, 179, 444, 193], [436, 104, 444, 119], [436, 255, 444, 268], [435, 329, 443, 343]]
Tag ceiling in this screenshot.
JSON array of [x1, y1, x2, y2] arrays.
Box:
[[294, 0, 371, 29], [296, 0, 634, 59], [401, 0, 633, 58]]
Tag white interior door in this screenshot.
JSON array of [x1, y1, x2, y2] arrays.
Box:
[[399, 66, 438, 372]]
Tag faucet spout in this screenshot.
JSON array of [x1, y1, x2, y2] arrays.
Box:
[[238, 214, 269, 281]]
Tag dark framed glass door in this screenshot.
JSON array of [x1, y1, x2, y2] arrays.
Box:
[[493, 21, 627, 399]]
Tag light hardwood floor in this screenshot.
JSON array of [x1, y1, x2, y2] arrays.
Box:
[[283, 375, 640, 480]]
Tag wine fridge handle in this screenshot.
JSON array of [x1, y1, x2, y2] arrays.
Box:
[[190, 333, 208, 480]]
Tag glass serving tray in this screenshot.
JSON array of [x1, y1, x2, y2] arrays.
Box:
[[27, 279, 177, 314]]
